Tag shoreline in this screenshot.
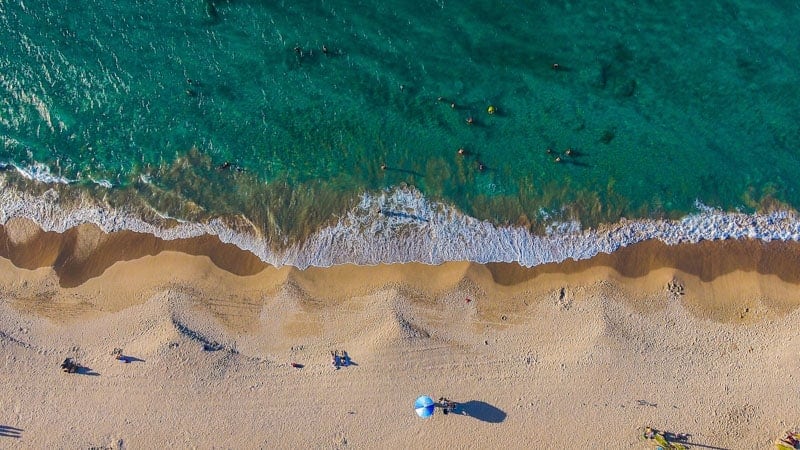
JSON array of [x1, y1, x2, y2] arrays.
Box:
[[2, 217, 800, 323], [1, 218, 799, 447], [3, 180, 800, 271]]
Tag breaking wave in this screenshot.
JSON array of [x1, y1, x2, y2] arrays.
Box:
[[2, 176, 799, 269]]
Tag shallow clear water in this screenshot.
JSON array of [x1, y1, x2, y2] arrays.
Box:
[[2, 0, 800, 258]]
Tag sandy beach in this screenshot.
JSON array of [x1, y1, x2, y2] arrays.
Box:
[[1, 217, 798, 448]]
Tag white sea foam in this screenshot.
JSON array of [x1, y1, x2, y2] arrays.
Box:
[[1, 160, 124, 189], [1, 180, 799, 269], [89, 177, 113, 189], [12, 162, 73, 185]]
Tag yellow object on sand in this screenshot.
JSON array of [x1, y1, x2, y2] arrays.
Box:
[[774, 431, 800, 450], [639, 427, 687, 450], [487, 105, 496, 115]]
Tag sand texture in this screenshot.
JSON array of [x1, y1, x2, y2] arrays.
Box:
[[0, 219, 799, 448]]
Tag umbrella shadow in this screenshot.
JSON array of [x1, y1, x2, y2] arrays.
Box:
[[454, 400, 506, 423], [0, 425, 23, 438]]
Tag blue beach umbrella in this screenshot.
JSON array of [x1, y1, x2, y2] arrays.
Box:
[[414, 395, 435, 419]]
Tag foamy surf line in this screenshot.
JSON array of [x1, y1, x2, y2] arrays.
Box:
[[1, 182, 799, 270]]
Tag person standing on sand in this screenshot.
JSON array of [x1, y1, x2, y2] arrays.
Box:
[[438, 397, 456, 415]]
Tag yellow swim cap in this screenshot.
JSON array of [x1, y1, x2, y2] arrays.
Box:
[[487, 105, 496, 115]]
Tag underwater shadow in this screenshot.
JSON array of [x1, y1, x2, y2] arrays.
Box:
[[382, 166, 423, 178], [455, 400, 506, 423], [562, 159, 590, 168]]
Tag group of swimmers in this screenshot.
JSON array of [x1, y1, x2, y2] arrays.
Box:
[[380, 96, 497, 174], [547, 147, 576, 163], [293, 43, 340, 61]]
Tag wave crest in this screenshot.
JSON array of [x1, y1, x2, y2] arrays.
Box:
[[1, 179, 799, 269]]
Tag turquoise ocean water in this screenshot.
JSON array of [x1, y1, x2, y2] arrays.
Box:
[[1, 1, 800, 266]]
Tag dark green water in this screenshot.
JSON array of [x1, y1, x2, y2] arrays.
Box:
[[1, 0, 800, 257]]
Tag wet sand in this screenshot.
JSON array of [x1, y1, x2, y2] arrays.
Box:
[[0, 218, 798, 448]]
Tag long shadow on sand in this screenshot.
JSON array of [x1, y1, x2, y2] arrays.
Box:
[[75, 366, 101, 376], [0, 425, 23, 438], [641, 427, 731, 450], [681, 442, 730, 450], [454, 401, 506, 423], [118, 355, 145, 364]]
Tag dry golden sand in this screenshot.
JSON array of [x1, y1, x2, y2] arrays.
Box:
[[0, 218, 799, 448]]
